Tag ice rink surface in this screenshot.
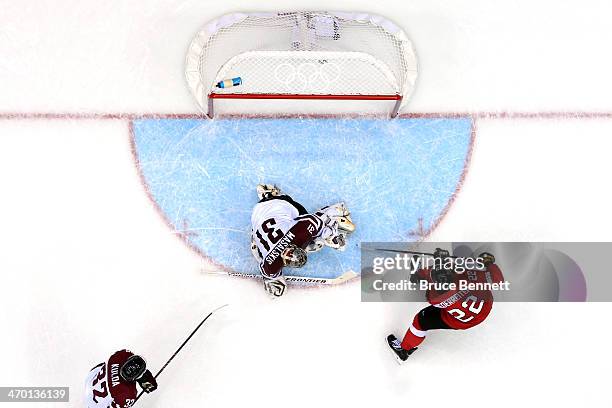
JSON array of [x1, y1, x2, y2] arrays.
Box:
[[132, 118, 472, 278], [1, 1, 612, 407]]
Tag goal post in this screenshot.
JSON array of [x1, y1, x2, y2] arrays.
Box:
[[185, 11, 418, 118]]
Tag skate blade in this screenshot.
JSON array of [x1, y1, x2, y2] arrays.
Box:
[[386, 338, 406, 365]]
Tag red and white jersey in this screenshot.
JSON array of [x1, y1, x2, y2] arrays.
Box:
[[84, 350, 137, 408], [416, 264, 505, 329], [251, 199, 323, 278]]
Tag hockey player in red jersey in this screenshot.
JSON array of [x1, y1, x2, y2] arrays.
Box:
[[251, 184, 355, 297], [84, 349, 157, 408], [387, 249, 504, 363]]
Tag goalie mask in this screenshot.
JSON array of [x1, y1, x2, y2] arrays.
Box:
[[281, 245, 307, 268], [120, 355, 147, 382]]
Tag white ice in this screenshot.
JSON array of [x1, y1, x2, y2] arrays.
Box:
[[1, 1, 612, 407]]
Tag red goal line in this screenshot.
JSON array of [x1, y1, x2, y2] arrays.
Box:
[[1, 111, 612, 121]]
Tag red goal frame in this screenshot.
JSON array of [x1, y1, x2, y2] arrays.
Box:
[[207, 93, 403, 119]]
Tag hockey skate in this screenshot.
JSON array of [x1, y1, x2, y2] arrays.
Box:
[[336, 208, 356, 234], [386, 334, 417, 364], [263, 275, 287, 298], [256, 184, 281, 200]]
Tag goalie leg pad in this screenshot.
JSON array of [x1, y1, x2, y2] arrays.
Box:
[[316, 202, 356, 234]]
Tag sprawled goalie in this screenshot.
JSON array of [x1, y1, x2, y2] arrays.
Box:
[[250, 184, 356, 297]]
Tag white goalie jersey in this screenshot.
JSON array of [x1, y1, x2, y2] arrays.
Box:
[[249, 187, 356, 294], [250, 198, 305, 261], [251, 196, 355, 261]]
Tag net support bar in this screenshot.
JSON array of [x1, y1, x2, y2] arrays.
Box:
[[207, 93, 403, 119]]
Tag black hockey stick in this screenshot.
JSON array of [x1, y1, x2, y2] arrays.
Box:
[[134, 303, 229, 404], [374, 248, 461, 259], [372, 248, 489, 272]]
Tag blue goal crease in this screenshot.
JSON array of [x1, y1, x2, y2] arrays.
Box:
[[132, 117, 473, 279]]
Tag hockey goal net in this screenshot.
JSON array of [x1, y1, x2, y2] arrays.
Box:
[[185, 11, 418, 118]]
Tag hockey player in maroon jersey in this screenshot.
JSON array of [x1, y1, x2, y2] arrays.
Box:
[[387, 249, 504, 363], [251, 184, 355, 297], [84, 349, 157, 408]]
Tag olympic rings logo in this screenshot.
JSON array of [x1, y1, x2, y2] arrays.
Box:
[[273, 60, 341, 91]]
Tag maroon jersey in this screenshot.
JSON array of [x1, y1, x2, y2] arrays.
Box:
[[415, 264, 505, 329], [258, 214, 323, 278], [85, 350, 138, 408]]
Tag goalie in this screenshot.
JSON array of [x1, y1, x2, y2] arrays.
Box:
[[250, 184, 355, 297]]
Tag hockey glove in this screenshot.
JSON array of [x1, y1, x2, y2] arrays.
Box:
[[325, 232, 346, 251], [305, 238, 325, 253], [409, 256, 423, 283], [137, 371, 158, 393], [433, 248, 450, 259], [317, 220, 347, 251]]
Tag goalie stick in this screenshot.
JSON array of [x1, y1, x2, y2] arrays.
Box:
[[134, 303, 228, 404], [202, 269, 358, 285]]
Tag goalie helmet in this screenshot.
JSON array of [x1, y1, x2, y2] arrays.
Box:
[[120, 355, 147, 382], [281, 245, 307, 268]]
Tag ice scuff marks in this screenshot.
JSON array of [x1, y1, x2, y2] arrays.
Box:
[[132, 117, 472, 279]]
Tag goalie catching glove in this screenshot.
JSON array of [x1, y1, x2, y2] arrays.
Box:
[[256, 183, 281, 200]]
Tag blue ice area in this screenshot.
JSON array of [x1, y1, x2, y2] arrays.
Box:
[[132, 118, 472, 279]]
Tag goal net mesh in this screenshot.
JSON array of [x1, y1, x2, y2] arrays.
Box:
[[185, 11, 418, 116]]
